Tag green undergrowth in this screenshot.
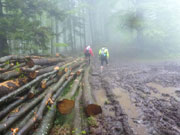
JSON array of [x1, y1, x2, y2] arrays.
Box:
[[54, 109, 75, 126], [87, 116, 97, 127], [52, 81, 89, 135], [60, 80, 74, 97]]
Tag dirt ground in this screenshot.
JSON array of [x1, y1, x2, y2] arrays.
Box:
[[89, 59, 180, 135]]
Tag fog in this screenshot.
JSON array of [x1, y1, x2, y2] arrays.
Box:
[[1, 0, 180, 59], [86, 0, 180, 59]]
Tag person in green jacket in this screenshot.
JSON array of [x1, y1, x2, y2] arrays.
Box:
[[99, 47, 109, 72]]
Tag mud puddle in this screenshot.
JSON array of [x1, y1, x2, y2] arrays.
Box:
[[112, 88, 148, 135], [147, 82, 179, 101]]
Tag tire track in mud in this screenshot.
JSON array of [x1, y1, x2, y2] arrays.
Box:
[[90, 60, 180, 135], [100, 76, 134, 135], [90, 71, 135, 135]]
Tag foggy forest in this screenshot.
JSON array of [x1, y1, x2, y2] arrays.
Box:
[[0, 0, 179, 135]]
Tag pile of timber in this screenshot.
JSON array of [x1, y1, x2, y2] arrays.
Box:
[[0, 55, 102, 135]]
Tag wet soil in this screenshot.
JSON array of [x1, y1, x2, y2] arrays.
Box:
[[90, 60, 180, 135]]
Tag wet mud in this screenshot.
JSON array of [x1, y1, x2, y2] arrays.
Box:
[[90, 60, 180, 135]]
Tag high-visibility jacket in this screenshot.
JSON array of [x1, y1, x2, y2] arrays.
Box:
[[99, 48, 109, 58]]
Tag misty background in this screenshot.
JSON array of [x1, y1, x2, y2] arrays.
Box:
[[1, 0, 180, 59]]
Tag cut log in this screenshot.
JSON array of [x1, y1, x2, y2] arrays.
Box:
[[32, 103, 56, 135], [20, 65, 41, 72], [0, 70, 21, 81], [52, 71, 74, 101], [0, 63, 14, 73], [32, 57, 65, 66], [0, 92, 45, 134], [27, 86, 37, 99], [0, 95, 28, 120], [0, 77, 28, 98], [0, 56, 34, 67], [17, 71, 70, 135], [57, 74, 83, 115], [22, 70, 38, 79], [32, 71, 82, 135], [83, 66, 102, 116], [9, 63, 26, 71], [28, 77, 58, 99], [0, 63, 6, 68], [36, 58, 74, 76], [0, 69, 58, 107], [57, 58, 84, 76], [73, 85, 83, 134], [40, 74, 57, 89], [4, 106, 38, 135]]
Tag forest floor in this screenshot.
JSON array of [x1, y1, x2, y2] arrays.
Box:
[[89, 59, 180, 135]]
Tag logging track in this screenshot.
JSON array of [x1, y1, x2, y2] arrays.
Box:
[[90, 59, 180, 135]]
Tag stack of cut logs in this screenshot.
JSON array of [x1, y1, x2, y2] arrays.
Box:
[[0, 55, 102, 135]]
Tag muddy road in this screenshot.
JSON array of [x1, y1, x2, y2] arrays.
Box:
[[89, 60, 180, 135]]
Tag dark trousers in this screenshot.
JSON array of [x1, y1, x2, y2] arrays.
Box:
[[101, 56, 108, 66], [85, 53, 90, 64]]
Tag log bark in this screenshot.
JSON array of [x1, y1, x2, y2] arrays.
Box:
[[22, 70, 38, 79], [28, 76, 58, 99], [0, 77, 28, 98], [0, 63, 14, 73], [0, 70, 21, 81], [20, 65, 41, 72], [32, 57, 65, 66], [0, 92, 45, 134], [83, 66, 102, 116], [0, 95, 28, 120], [0, 63, 6, 67], [17, 71, 69, 135], [57, 74, 83, 115], [32, 103, 56, 135], [9, 63, 26, 71], [40, 74, 57, 89], [0, 56, 34, 67], [36, 58, 74, 76], [32, 71, 82, 135], [73, 85, 83, 134], [4, 106, 39, 135], [31, 68, 80, 135], [0, 69, 58, 107]]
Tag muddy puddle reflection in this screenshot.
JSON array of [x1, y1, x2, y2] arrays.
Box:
[[147, 83, 179, 101], [112, 88, 148, 135]]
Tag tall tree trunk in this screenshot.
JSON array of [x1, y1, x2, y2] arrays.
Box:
[[73, 18, 76, 52], [82, 0, 86, 48], [0, 0, 8, 57], [55, 18, 59, 52], [51, 18, 55, 55]]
